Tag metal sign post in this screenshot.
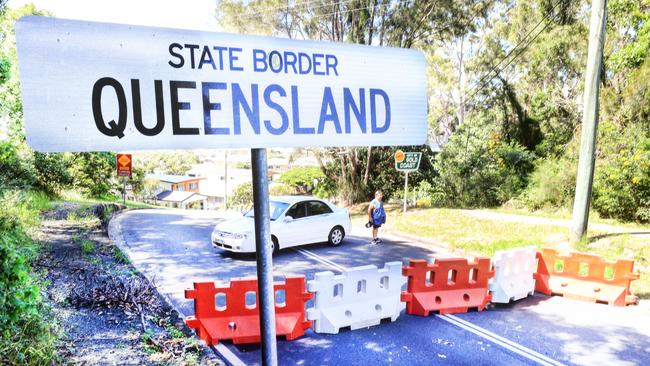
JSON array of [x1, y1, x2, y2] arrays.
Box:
[[403, 171, 409, 213], [250, 148, 277, 365], [395, 150, 422, 213], [116, 153, 132, 205]]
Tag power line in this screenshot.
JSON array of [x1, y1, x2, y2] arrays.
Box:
[[461, 0, 565, 105], [221, 0, 381, 24], [453, 0, 564, 154]]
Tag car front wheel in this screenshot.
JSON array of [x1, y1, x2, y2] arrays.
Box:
[[328, 226, 345, 246], [271, 236, 280, 254]]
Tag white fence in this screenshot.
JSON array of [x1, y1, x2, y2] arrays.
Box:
[[306, 262, 406, 334], [489, 246, 537, 303]]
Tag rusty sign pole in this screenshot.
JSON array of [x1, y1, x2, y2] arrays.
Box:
[[250, 148, 277, 365]]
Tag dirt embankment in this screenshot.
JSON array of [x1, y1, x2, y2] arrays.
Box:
[[34, 203, 221, 365]]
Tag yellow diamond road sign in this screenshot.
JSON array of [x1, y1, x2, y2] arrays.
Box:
[[118, 154, 131, 166]]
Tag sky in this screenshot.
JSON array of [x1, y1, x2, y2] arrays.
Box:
[[7, 0, 220, 31]]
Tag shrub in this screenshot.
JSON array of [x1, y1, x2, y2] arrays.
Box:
[[434, 123, 536, 207], [592, 135, 650, 222], [277, 166, 326, 194], [522, 157, 577, 210], [0, 192, 56, 365], [269, 183, 296, 196], [228, 182, 253, 208]]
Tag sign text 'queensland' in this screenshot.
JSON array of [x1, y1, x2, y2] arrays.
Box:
[[16, 17, 427, 152]]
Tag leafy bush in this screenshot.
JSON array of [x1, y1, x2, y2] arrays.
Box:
[[522, 157, 577, 210], [66, 152, 115, 197], [413, 180, 446, 207], [0, 192, 56, 365], [33, 152, 71, 196], [434, 123, 536, 207], [269, 183, 296, 196], [228, 182, 253, 208], [592, 132, 650, 222], [277, 166, 326, 194], [0, 142, 36, 190]]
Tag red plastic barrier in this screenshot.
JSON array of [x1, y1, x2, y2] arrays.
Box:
[[535, 248, 640, 306], [401, 257, 494, 316], [184, 275, 313, 345]]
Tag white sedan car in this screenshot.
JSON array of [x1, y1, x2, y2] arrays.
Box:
[[211, 196, 351, 254]]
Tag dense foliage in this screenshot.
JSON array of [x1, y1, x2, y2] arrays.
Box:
[[217, 0, 650, 222], [0, 191, 57, 365], [277, 166, 325, 194]]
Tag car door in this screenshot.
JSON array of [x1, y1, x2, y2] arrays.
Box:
[[278, 201, 309, 247], [305, 200, 334, 242]]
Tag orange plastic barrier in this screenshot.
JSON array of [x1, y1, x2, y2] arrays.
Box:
[[401, 257, 494, 316], [185, 275, 313, 345], [535, 248, 640, 306]]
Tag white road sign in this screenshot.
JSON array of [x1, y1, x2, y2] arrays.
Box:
[[15, 16, 428, 152]]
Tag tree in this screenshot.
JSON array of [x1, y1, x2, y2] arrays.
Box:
[[278, 166, 326, 194], [136, 151, 200, 175], [66, 152, 115, 197], [228, 181, 253, 207], [128, 166, 146, 197], [216, 0, 489, 203]]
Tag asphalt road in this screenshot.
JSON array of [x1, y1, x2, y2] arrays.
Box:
[[109, 209, 650, 366]]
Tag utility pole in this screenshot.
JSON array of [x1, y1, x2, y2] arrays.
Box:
[[571, 0, 608, 243]]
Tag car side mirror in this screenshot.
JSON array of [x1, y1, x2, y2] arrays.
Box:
[[284, 215, 294, 223]]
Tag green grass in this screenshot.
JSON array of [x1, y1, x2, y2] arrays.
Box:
[[79, 239, 95, 255], [0, 191, 59, 364], [356, 206, 650, 299], [487, 206, 650, 229], [165, 323, 184, 339], [55, 190, 161, 209], [112, 247, 130, 264]]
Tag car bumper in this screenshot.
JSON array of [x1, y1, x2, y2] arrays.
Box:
[[211, 234, 253, 253]]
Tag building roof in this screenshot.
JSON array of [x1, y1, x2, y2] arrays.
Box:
[[155, 190, 206, 203], [145, 174, 203, 184], [269, 195, 323, 204]]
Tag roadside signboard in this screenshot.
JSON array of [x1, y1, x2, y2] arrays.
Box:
[[15, 16, 427, 152], [116, 153, 132, 177], [15, 17, 428, 365], [395, 150, 422, 172]]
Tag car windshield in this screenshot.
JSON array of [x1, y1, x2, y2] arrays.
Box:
[[244, 201, 290, 221]]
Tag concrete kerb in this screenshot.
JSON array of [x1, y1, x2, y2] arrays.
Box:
[[107, 211, 225, 365]]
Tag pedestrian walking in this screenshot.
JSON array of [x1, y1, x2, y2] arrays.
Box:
[[367, 190, 386, 244]]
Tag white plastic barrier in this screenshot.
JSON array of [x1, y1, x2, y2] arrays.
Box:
[[489, 246, 537, 303], [306, 262, 406, 334]]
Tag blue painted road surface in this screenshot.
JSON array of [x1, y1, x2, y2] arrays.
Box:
[[109, 209, 650, 366]]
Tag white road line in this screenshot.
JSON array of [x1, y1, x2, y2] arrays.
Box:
[[213, 344, 247, 366], [444, 314, 565, 366], [293, 248, 346, 271], [298, 247, 565, 366], [439, 315, 564, 366], [297, 248, 346, 271]]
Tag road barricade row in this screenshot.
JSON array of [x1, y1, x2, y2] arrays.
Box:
[[184, 249, 640, 346], [401, 257, 494, 316], [489, 246, 537, 303], [306, 262, 405, 334], [184, 275, 312, 345], [535, 248, 640, 306]]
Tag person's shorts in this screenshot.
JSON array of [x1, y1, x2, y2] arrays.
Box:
[[372, 224, 382, 229]]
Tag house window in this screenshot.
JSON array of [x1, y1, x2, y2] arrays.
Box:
[[190, 182, 198, 190], [177, 185, 185, 191]]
